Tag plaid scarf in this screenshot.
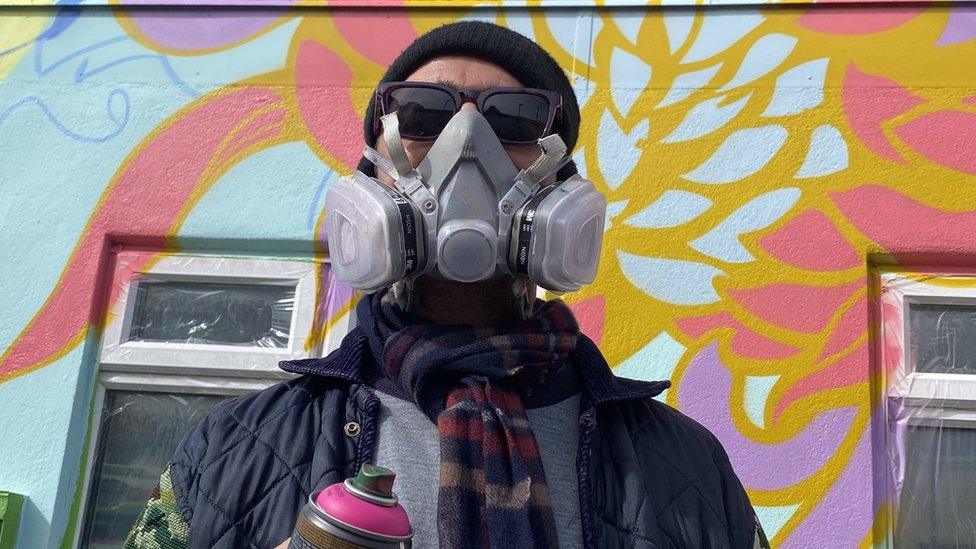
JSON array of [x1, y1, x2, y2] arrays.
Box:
[[359, 289, 579, 548]]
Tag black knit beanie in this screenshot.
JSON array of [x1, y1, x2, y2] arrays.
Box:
[[357, 20, 581, 180]]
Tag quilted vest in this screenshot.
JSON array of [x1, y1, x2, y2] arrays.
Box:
[[168, 327, 758, 548]]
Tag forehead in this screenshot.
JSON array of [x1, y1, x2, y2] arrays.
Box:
[[405, 55, 522, 91]]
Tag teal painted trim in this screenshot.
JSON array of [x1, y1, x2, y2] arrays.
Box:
[[55, 383, 99, 549], [0, 492, 25, 549], [50, 328, 103, 549]]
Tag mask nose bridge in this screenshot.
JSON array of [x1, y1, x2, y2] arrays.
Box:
[[418, 108, 520, 199], [439, 160, 499, 225], [453, 109, 490, 160]]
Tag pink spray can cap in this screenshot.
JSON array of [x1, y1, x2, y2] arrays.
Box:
[[315, 463, 412, 540]]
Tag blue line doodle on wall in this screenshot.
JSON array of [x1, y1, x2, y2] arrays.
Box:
[[308, 171, 338, 231], [0, 89, 130, 143]]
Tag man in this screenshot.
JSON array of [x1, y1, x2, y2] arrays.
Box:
[[127, 21, 767, 549]]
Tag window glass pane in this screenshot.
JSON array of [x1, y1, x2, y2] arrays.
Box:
[[910, 302, 976, 375], [895, 424, 976, 548], [126, 280, 295, 348], [80, 390, 228, 549]]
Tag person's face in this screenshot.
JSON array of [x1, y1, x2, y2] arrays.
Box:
[[373, 55, 553, 187]]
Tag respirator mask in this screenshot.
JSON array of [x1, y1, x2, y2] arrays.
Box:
[[325, 86, 606, 314]]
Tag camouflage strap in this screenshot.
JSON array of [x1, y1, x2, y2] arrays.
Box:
[[124, 464, 190, 549], [754, 515, 771, 549]]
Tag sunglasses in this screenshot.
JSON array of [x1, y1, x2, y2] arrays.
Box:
[[375, 82, 562, 145]]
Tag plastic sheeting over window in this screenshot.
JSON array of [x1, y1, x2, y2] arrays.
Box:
[[895, 425, 976, 547], [79, 391, 227, 549], [910, 302, 976, 376], [879, 269, 976, 548], [126, 280, 295, 348], [99, 252, 357, 376]]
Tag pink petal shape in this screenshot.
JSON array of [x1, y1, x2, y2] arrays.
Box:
[[880, 298, 905, 378], [832, 185, 976, 262], [729, 280, 863, 334], [295, 39, 364, 170], [0, 86, 283, 382], [895, 110, 976, 174], [797, 6, 924, 35], [758, 210, 861, 272], [569, 296, 605, 346], [676, 312, 803, 360], [842, 64, 926, 163], [964, 95, 976, 106], [776, 343, 868, 416], [679, 343, 858, 491], [815, 296, 867, 361], [334, 7, 418, 67]]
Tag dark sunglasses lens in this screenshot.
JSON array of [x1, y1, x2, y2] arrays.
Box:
[[482, 92, 551, 143], [386, 87, 456, 139]]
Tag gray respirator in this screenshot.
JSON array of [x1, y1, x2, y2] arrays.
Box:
[[325, 108, 606, 297]]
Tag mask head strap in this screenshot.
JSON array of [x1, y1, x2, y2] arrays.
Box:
[[520, 134, 569, 189], [380, 112, 419, 180], [362, 144, 400, 182], [361, 111, 418, 183], [362, 112, 438, 208], [497, 134, 570, 220]]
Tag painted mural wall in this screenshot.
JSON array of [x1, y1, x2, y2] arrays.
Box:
[[1, 1, 975, 547]]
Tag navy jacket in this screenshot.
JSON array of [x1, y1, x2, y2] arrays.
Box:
[[168, 327, 760, 548]]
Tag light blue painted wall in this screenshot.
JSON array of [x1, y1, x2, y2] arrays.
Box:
[[0, 9, 308, 547]]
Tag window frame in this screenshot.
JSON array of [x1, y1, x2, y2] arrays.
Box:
[[880, 268, 976, 415], [74, 373, 269, 548], [100, 251, 323, 379], [75, 250, 351, 548], [878, 267, 976, 547]]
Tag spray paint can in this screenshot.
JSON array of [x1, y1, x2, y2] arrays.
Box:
[[290, 463, 413, 548]]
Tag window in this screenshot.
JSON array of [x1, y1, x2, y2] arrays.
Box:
[[78, 384, 235, 549], [76, 250, 352, 548], [877, 267, 976, 547], [126, 280, 294, 348], [99, 252, 324, 376]]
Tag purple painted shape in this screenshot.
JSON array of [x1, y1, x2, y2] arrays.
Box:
[[678, 343, 857, 491], [938, 8, 976, 46], [781, 429, 874, 548], [873, 400, 899, 514], [316, 263, 356, 325], [124, 7, 288, 51]]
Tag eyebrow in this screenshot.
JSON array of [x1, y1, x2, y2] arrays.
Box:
[[434, 78, 487, 93]]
